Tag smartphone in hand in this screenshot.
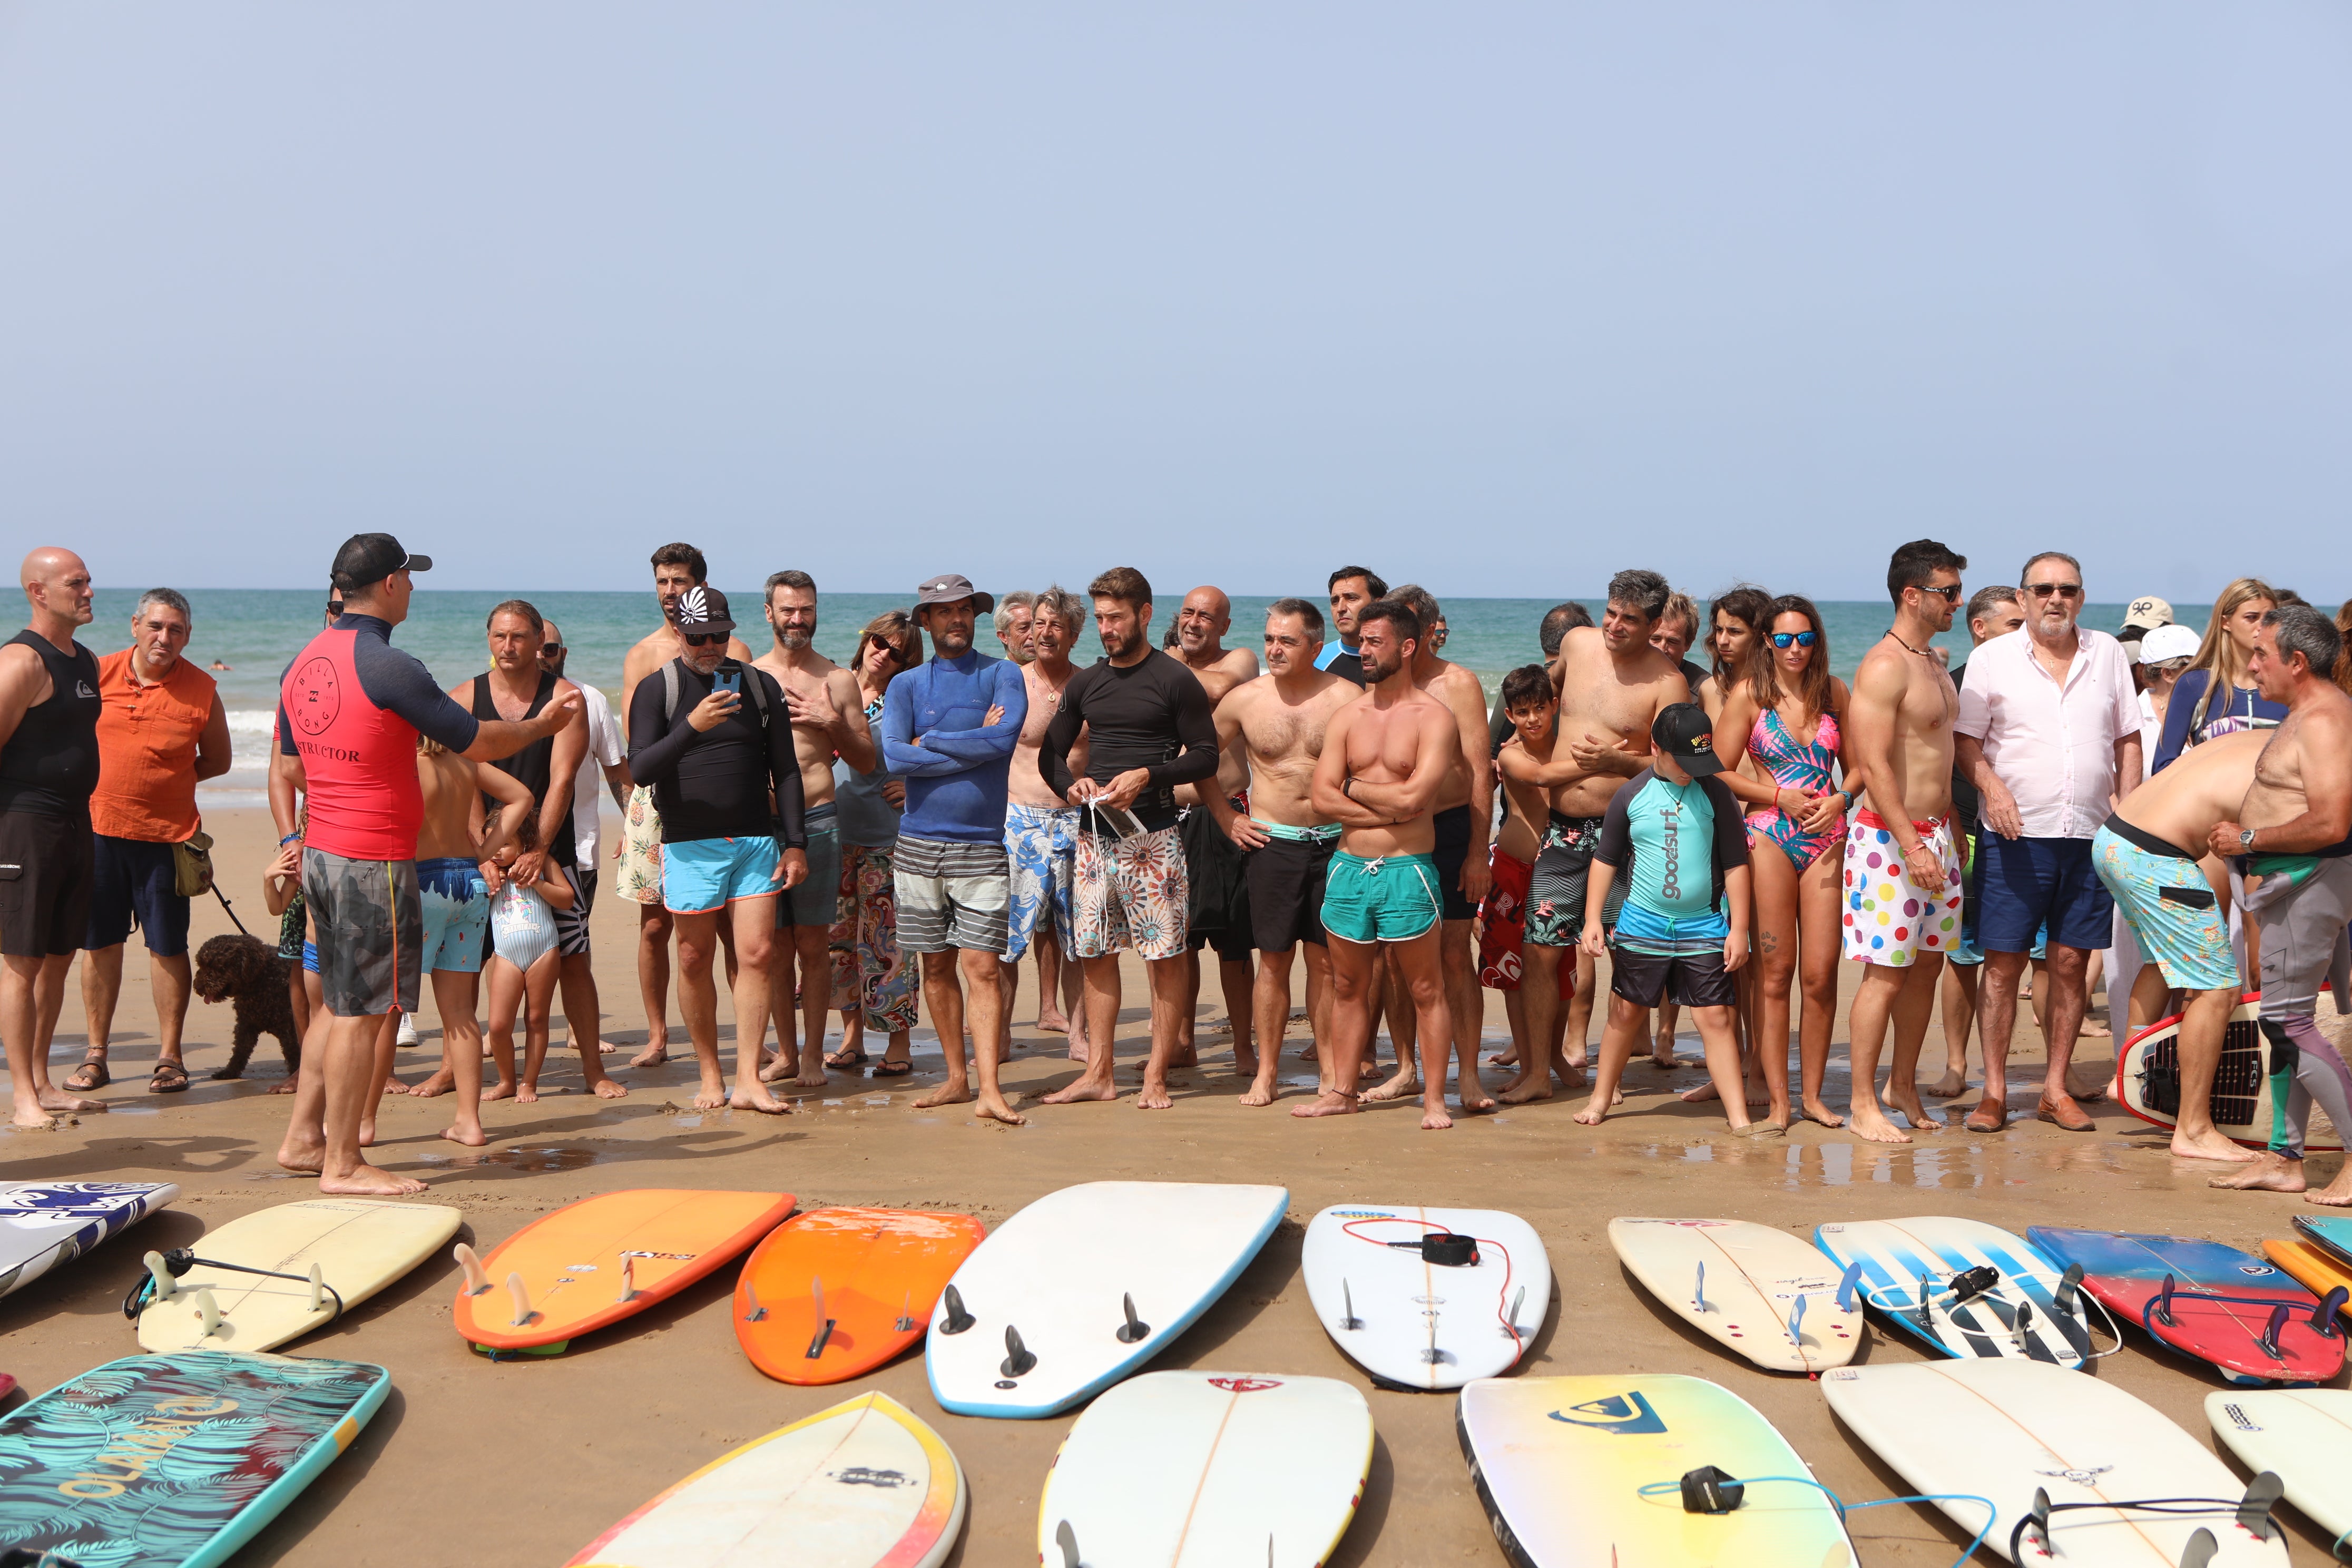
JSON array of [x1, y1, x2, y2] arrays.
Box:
[[712, 662, 743, 699]]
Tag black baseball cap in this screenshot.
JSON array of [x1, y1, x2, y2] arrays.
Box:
[[1652, 702, 1728, 778], [330, 533, 432, 593], [674, 583, 737, 637]]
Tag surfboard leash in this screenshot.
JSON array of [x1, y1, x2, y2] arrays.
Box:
[[2003, 1473, 2285, 1566], [122, 1248, 347, 1322], [1634, 1473, 1995, 1568]]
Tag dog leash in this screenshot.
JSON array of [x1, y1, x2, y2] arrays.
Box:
[[211, 884, 250, 937]]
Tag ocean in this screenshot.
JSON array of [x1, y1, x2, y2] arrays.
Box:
[[72, 589, 2190, 810]]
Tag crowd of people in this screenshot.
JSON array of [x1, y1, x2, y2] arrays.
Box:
[[2, 537, 2347, 1209]]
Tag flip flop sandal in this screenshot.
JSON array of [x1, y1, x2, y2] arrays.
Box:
[[871, 1060, 914, 1077], [149, 1062, 190, 1094], [823, 1047, 869, 1070], [64, 1058, 109, 1093]]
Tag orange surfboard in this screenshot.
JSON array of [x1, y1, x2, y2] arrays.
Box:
[[2266, 1237, 2352, 1326], [455, 1189, 795, 1355], [734, 1207, 986, 1385]]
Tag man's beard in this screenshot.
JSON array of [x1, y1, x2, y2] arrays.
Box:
[[1360, 650, 1399, 682], [778, 628, 812, 651]]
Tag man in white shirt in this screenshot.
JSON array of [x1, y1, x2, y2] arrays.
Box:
[[1955, 552, 2142, 1132], [542, 621, 632, 1069]]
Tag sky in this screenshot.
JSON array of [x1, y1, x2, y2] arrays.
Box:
[[3, 3, 2348, 602]]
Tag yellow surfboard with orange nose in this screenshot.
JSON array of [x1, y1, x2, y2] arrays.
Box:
[[454, 1189, 793, 1355], [734, 1207, 985, 1384]]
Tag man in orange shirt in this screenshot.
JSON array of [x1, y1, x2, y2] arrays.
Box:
[[67, 589, 231, 1094]]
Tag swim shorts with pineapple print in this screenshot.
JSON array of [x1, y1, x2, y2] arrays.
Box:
[[1841, 809, 1962, 967]]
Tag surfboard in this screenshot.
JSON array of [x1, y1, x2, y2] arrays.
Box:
[[1812, 1217, 2092, 1367], [135, 1199, 463, 1354], [1037, 1371, 1371, 1568], [926, 1181, 1287, 1419], [1458, 1373, 1857, 1568], [2262, 1238, 2352, 1328], [2027, 1226, 2344, 1386], [2205, 1389, 2352, 1551], [0, 1349, 389, 1568], [1823, 1359, 2288, 1567], [1302, 1203, 1551, 1390], [2114, 996, 2340, 1153], [734, 1207, 985, 1386], [2291, 1212, 2352, 1268], [1609, 1217, 1863, 1375], [454, 1189, 795, 1355], [0, 1180, 180, 1300], [565, 1390, 964, 1568]]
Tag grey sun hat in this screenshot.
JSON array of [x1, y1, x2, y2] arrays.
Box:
[[914, 573, 995, 614]]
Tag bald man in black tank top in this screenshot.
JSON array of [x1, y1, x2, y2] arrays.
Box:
[[1, 548, 106, 1128]]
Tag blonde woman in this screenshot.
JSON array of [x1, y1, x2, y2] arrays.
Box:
[[2151, 578, 2279, 773]]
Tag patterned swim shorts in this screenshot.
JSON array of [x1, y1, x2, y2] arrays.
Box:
[[615, 785, 665, 907], [1004, 802, 1077, 961], [1072, 824, 1189, 961], [1840, 809, 1963, 967]]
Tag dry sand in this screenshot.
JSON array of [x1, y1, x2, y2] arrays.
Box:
[[4, 805, 2347, 1566]]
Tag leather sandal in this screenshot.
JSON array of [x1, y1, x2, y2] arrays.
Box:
[[64, 1057, 109, 1093]]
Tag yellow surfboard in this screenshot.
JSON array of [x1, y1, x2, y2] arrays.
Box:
[[136, 1198, 463, 1353]]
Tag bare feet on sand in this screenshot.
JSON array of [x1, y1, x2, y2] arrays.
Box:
[[2305, 1167, 2352, 1206], [35, 1088, 106, 1116], [1799, 1098, 1846, 1128], [267, 1073, 300, 1095], [627, 1041, 670, 1069], [1041, 1076, 1119, 1105], [277, 1135, 324, 1174], [692, 1075, 729, 1111], [1363, 1070, 1421, 1103], [587, 1076, 629, 1101], [318, 1162, 427, 1197], [1422, 1099, 1455, 1129], [439, 1122, 487, 1147], [1924, 1069, 1969, 1098], [1167, 1045, 1199, 1069], [1847, 1104, 1913, 1144], [408, 1068, 455, 1099], [1887, 1087, 1944, 1132], [379, 1075, 407, 1097], [1135, 1080, 1174, 1110], [2210, 1153, 2304, 1193], [482, 1081, 516, 1103], [514, 1085, 540, 1105], [2170, 1128, 2256, 1162], [1239, 1080, 1277, 1107], [1291, 1090, 1360, 1118], [727, 1086, 790, 1114], [1681, 1080, 1770, 1107]]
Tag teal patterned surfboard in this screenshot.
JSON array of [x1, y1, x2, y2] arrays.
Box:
[[0, 1350, 389, 1568]]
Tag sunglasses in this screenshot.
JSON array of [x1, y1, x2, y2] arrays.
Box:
[[539, 642, 564, 655], [1770, 631, 1818, 649], [1431, 626, 1449, 645], [2025, 582, 2083, 599], [681, 631, 727, 647], [326, 601, 344, 618], [1916, 584, 1964, 602]]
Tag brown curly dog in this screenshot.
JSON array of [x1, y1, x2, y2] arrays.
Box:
[[191, 934, 302, 1085]]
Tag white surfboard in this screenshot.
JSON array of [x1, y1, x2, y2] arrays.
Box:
[[927, 1181, 1287, 1419], [567, 1391, 965, 1568], [1609, 1217, 1864, 1374], [1301, 1204, 1551, 1389], [2206, 1389, 2351, 1550], [1823, 1360, 2288, 1566], [1459, 1373, 1857, 1568], [135, 1198, 463, 1353], [0, 1180, 179, 1299], [1037, 1372, 1371, 1568], [1812, 1217, 2093, 1368], [2116, 998, 2339, 1153]]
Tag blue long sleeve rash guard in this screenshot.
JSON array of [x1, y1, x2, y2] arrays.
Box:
[[879, 650, 1028, 843]]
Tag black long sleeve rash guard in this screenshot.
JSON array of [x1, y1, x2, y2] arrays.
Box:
[[1037, 648, 1219, 833], [626, 660, 807, 849]]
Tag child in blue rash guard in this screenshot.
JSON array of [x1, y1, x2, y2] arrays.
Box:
[[1573, 703, 1760, 1132]]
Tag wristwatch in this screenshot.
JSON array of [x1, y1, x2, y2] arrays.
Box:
[[2239, 829, 2257, 851]]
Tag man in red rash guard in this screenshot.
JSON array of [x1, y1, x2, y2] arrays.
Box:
[[276, 535, 579, 1194]]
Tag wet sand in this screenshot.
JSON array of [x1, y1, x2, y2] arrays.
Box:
[[5, 806, 2346, 1566]]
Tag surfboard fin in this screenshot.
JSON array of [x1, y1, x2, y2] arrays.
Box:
[[1053, 1518, 1080, 1568], [2011, 1297, 2035, 1350], [1915, 1272, 1936, 1334], [142, 1250, 178, 1306], [1505, 1285, 1525, 1339], [2178, 1526, 2217, 1568], [940, 1283, 974, 1335], [2023, 1487, 2052, 1557], [1340, 1279, 1362, 1332], [2235, 1472, 2284, 1542], [1692, 1261, 1709, 1314], [618, 1257, 638, 1305], [2055, 1261, 2083, 1314], [742, 1282, 767, 1322], [895, 1287, 916, 1333], [1835, 1260, 1863, 1315], [2312, 1285, 2347, 1338], [1115, 1292, 1150, 1345], [1787, 1292, 1808, 1344], [2257, 1303, 2287, 1360], [2152, 1272, 2178, 1327], [194, 1288, 223, 1340], [1002, 1325, 1036, 1378], [308, 1262, 327, 1314], [454, 1242, 491, 1298], [506, 1272, 538, 1328], [805, 1275, 836, 1359]]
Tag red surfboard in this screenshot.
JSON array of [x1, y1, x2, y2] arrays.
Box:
[[2029, 1225, 2345, 1386]]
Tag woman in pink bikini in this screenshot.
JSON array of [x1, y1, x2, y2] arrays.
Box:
[[1711, 595, 1863, 1129]]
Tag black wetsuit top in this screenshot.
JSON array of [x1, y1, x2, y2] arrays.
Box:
[[626, 660, 807, 848], [472, 670, 575, 868], [1038, 648, 1219, 833], [0, 632, 101, 818]]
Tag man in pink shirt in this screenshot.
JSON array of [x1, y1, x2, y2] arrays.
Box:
[[1954, 550, 2142, 1132]]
